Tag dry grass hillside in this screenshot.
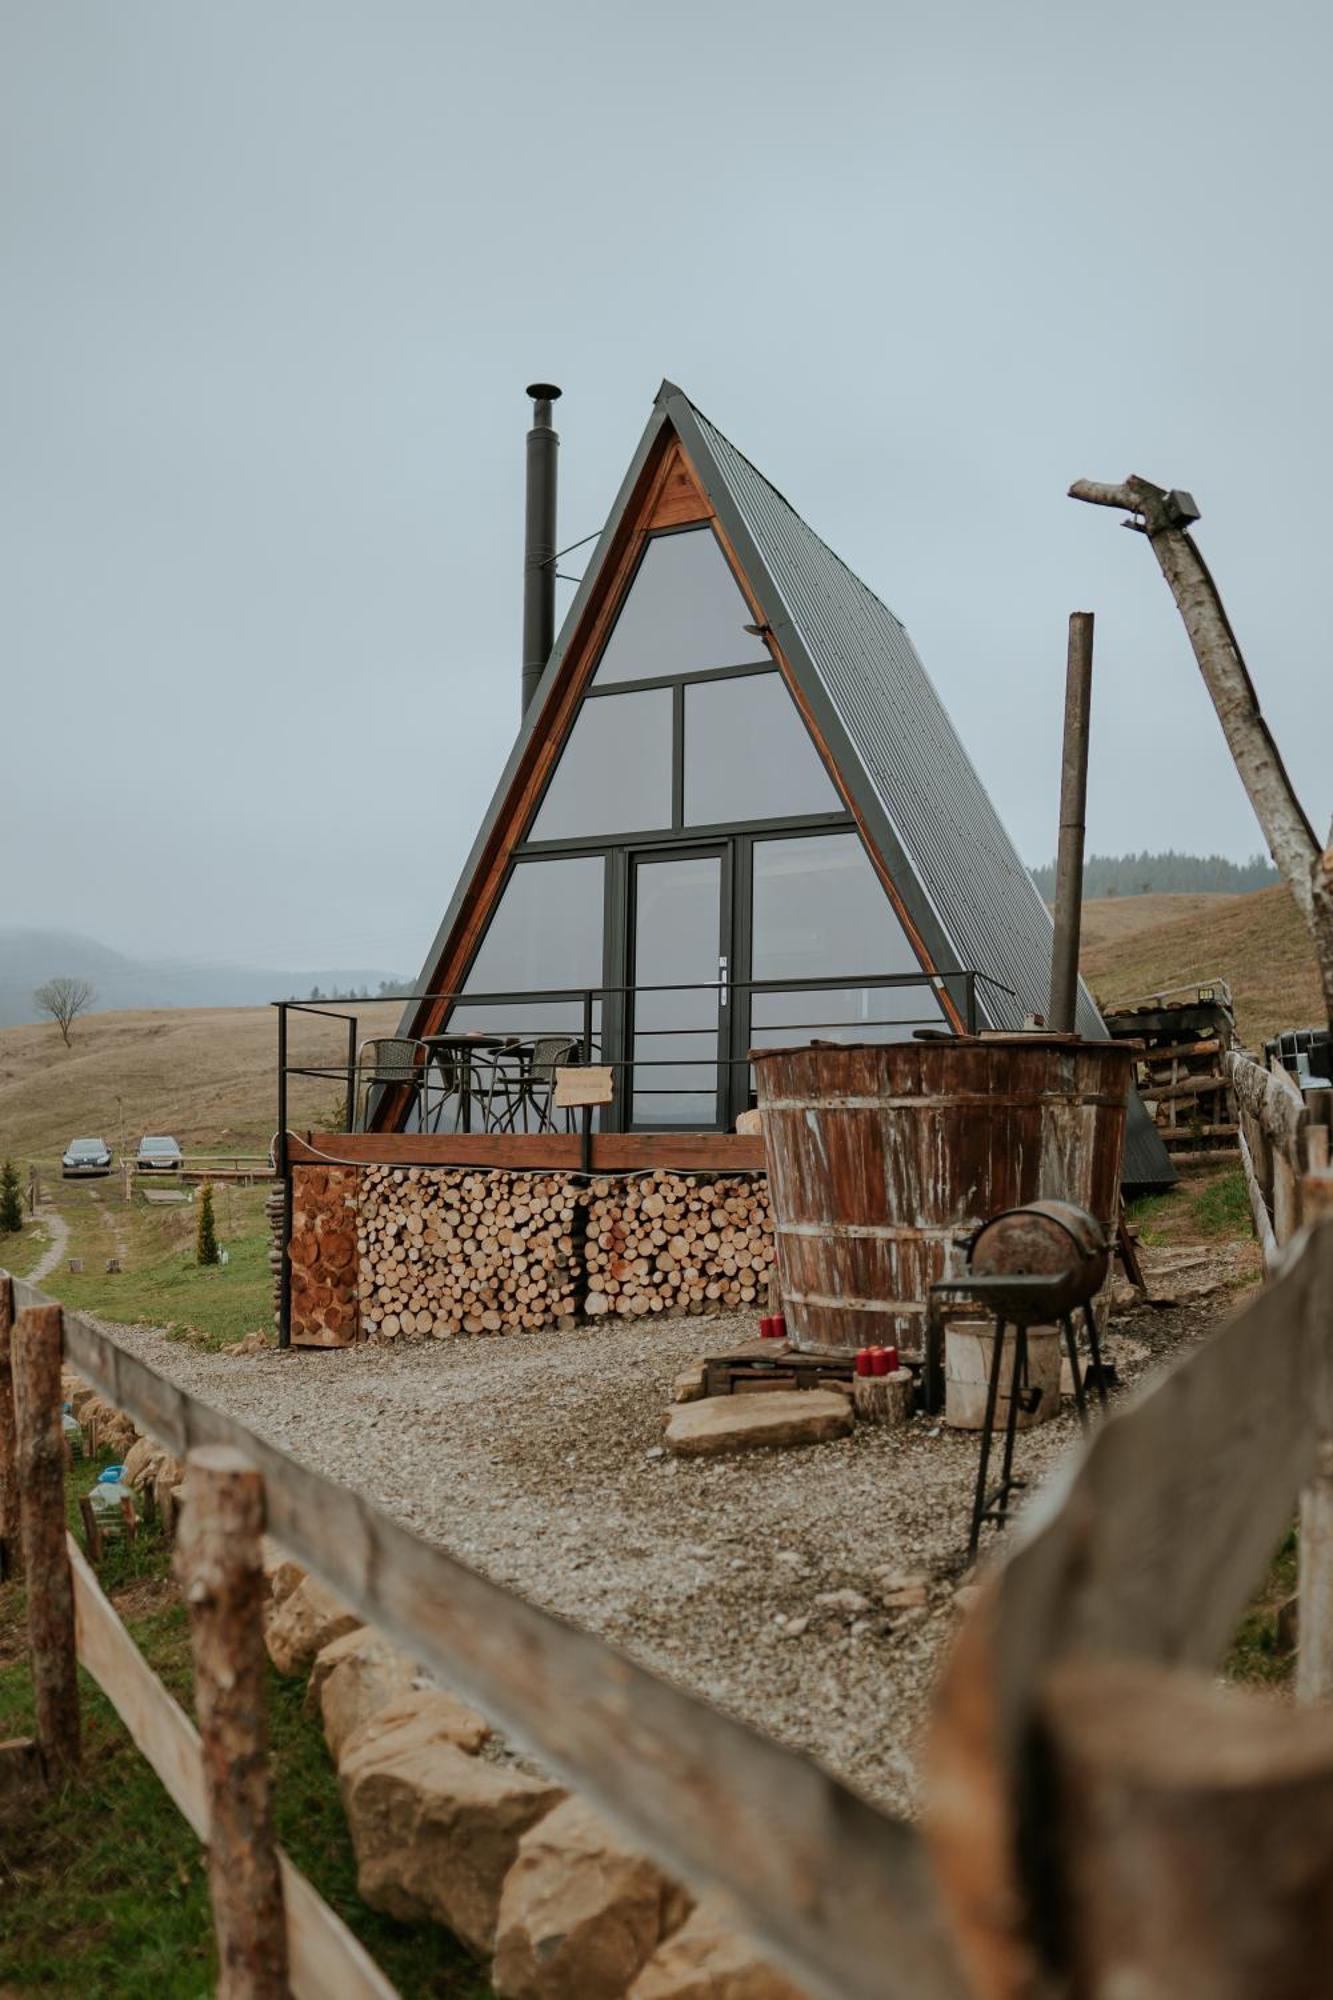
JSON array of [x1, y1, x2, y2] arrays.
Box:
[[1080, 883, 1323, 1050], [0, 1000, 400, 1163]]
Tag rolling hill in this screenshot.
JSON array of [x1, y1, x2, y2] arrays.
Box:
[[0, 1000, 402, 1162], [0, 927, 404, 1028], [1079, 883, 1323, 1049]]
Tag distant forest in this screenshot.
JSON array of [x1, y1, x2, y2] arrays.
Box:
[[1030, 851, 1279, 899]]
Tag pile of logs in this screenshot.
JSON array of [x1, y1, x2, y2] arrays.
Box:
[[265, 1183, 285, 1333], [357, 1166, 585, 1339], [1105, 985, 1240, 1165], [289, 1166, 360, 1347], [582, 1171, 775, 1319]]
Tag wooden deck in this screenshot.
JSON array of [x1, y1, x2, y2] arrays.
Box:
[[288, 1130, 767, 1173]]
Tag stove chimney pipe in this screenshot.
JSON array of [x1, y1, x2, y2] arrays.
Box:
[[522, 383, 561, 717]]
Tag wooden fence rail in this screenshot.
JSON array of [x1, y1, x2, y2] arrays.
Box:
[[67, 1529, 396, 1998], [1, 1270, 966, 2000], [1226, 1048, 1333, 1261], [10, 1220, 1333, 1996]]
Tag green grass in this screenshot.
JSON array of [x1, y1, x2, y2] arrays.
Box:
[[1128, 1164, 1253, 1249], [1227, 1524, 1299, 1691], [37, 1183, 273, 1350], [0, 1450, 491, 1997]]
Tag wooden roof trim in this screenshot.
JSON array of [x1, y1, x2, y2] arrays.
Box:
[[404, 425, 714, 1050], [691, 445, 965, 1036]]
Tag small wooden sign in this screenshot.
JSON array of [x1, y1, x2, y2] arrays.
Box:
[[553, 1064, 615, 1109]]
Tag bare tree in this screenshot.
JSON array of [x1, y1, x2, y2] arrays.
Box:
[[1069, 475, 1333, 1037], [33, 976, 96, 1046]]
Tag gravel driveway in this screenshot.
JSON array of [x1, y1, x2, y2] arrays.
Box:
[[95, 1289, 1233, 1815]]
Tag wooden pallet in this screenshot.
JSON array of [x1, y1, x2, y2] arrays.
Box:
[[703, 1340, 856, 1398]]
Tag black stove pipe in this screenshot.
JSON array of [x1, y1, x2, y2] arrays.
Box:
[[522, 382, 561, 717]]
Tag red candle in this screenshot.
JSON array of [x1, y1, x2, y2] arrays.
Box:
[[759, 1315, 777, 1339], [855, 1348, 874, 1377], [771, 1313, 786, 1342], [870, 1346, 890, 1377], [883, 1344, 899, 1374]]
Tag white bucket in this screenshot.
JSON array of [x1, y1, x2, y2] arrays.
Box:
[[944, 1320, 1062, 1432]]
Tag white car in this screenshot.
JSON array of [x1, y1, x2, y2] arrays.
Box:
[[62, 1137, 112, 1178]]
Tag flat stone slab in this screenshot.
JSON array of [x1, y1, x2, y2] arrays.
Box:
[[664, 1389, 853, 1458]]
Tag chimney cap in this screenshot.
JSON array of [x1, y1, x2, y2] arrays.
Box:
[[526, 382, 562, 404]]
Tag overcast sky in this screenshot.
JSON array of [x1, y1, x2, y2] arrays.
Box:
[[3, 1, 1328, 972]]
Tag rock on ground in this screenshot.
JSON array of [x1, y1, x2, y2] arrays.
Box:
[[264, 1574, 361, 1677], [664, 1391, 852, 1458], [628, 1902, 809, 1998], [315, 1632, 435, 1761], [339, 1711, 563, 1954], [492, 1797, 692, 2000], [261, 1537, 307, 1609]]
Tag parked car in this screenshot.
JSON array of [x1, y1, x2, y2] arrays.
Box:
[[62, 1137, 112, 1178], [136, 1135, 183, 1173]]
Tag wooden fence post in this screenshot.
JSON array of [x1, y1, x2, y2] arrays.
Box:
[[0, 1277, 18, 1580], [176, 1445, 288, 1999], [11, 1304, 80, 1774], [1297, 1202, 1333, 1703]]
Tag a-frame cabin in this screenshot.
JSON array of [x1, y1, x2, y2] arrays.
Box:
[[381, 381, 1173, 1189]]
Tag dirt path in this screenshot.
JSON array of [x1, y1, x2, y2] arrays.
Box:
[[24, 1201, 69, 1285], [76, 1277, 1237, 1816]]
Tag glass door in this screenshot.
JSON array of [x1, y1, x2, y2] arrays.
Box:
[[628, 848, 730, 1128]]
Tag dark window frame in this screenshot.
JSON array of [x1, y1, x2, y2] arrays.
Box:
[[590, 521, 770, 689]]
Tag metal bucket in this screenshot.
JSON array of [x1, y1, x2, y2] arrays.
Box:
[[750, 1036, 1133, 1358]]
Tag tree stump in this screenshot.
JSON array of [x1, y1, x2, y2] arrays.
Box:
[[853, 1369, 914, 1426]]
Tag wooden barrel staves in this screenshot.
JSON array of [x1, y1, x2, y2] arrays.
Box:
[[750, 1036, 1134, 1358]]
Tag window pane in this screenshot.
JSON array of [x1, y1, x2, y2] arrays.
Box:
[[530, 689, 672, 839], [632, 854, 720, 1125], [749, 987, 944, 1043], [684, 673, 842, 825], [594, 528, 770, 685], [751, 833, 927, 983], [413, 1000, 606, 1133], [462, 856, 604, 995]]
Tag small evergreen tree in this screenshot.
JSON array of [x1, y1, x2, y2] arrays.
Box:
[[195, 1181, 220, 1266], [0, 1161, 23, 1236]]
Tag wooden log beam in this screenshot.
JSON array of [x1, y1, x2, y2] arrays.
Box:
[[926, 1225, 1333, 1992], [1236, 1117, 1279, 1268], [175, 1446, 288, 2000], [288, 1130, 766, 1173], [1069, 475, 1333, 1034], [11, 1303, 79, 1775], [1226, 1051, 1308, 1159], [1039, 1656, 1333, 2000]]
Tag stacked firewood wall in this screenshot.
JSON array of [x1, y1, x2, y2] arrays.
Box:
[[583, 1170, 775, 1319], [284, 1163, 780, 1341], [357, 1166, 585, 1338], [1105, 986, 1240, 1167], [288, 1165, 360, 1346]]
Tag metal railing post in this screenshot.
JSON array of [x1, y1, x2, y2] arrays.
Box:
[[965, 971, 978, 1036], [345, 1016, 358, 1133], [580, 989, 594, 1175]]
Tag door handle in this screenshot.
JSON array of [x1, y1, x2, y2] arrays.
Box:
[[718, 955, 729, 1008]]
